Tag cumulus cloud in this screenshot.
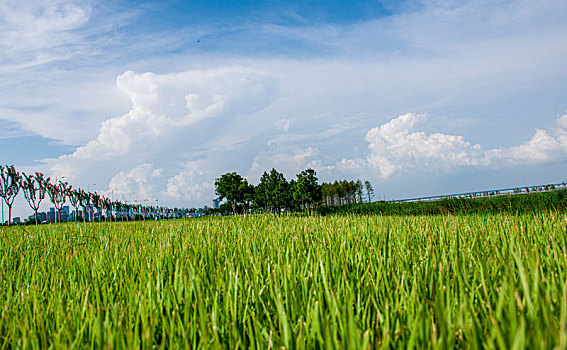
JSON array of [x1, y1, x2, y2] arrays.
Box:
[[108, 163, 164, 201], [69, 68, 276, 158], [166, 160, 214, 203], [47, 67, 279, 207], [344, 113, 567, 178]]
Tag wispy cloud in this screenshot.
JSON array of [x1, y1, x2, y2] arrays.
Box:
[[0, 0, 92, 69]]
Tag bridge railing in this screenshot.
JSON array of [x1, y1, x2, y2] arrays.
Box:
[[390, 182, 567, 203]]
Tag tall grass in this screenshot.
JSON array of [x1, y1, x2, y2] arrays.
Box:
[[1, 213, 566, 348], [320, 189, 567, 215]]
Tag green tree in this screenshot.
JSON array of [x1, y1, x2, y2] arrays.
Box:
[[355, 179, 364, 204], [254, 172, 270, 212], [267, 168, 290, 215], [294, 168, 322, 214], [254, 169, 290, 214], [92, 192, 103, 222], [215, 172, 247, 215], [364, 180, 374, 203], [103, 197, 113, 221], [77, 189, 92, 222], [240, 181, 255, 216], [47, 180, 69, 223], [21, 172, 49, 225], [0, 165, 22, 225], [68, 188, 81, 222]]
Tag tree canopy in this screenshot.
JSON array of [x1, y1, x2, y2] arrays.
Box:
[[214, 168, 363, 215], [215, 172, 248, 215]]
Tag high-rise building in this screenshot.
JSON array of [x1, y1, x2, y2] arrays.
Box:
[[28, 212, 47, 223], [212, 198, 219, 209], [47, 210, 56, 222]]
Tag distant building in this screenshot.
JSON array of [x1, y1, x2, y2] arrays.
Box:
[[85, 205, 95, 221], [28, 212, 47, 223], [212, 198, 219, 209], [60, 212, 69, 222], [47, 208, 56, 222], [13, 217, 20, 224], [47, 207, 70, 222]]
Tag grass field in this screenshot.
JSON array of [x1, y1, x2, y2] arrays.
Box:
[[1, 213, 567, 348]]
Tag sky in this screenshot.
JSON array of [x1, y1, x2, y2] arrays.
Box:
[[1, 0, 567, 219]]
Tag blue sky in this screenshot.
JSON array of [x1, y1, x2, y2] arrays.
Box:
[[1, 0, 567, 218]]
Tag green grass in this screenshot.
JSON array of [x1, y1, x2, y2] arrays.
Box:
[[320, 188, 567, 216], [1, 213, 567, 348]]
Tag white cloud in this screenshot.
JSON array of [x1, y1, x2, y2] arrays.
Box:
[[342, 113, 567, 179], [45, 67, 278, 207], [68, 68, 277, 158], [5, 0, 567, 218], [0, 0, 91, 69], [108, 163, 164, 202], [275, 118, 292, 132], [166, 160, 214, 203], [247, 147, 318, 182]]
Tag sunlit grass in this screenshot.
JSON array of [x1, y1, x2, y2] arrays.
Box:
[[1, 213, 566, 348]]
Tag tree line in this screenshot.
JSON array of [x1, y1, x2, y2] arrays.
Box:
[[215, 168, 374, 215], [321, 179, 374, 207], [0, 164, 376, 224], [0, 165, 184, 225]]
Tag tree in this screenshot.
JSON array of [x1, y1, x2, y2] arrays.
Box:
[[266, 168, 290, 215], [21, 172, 49, 225], [0, 165, 22, 225], [240, 181, 255, 216], [294, 168, 322, 214], [47, 180, 69, 223], [254, 172, 271, 212], [364, 180, 374, 203], [113, 200, 125, 220], [355, 179, 364, 204], [92, 192, 103, 222], [321, 182, 331, 207], [215, 172, 247, 215], [123, 203, 133, 221], [77, 189, 92, 222], [103, 197, 113, 221], [68, 188, 81, 221]]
